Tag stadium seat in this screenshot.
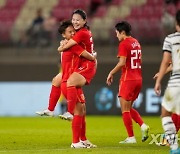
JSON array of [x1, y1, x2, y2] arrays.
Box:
[[52, 7, 72, 21], [93, 5, 107, 17], [110, 0, 122, 5]]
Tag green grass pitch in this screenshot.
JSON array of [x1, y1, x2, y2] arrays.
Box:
[[0, 116, 173, 154]]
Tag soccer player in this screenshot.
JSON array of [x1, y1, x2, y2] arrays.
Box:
[[154, 63, 180, 146], [154, 10, 180, 153], [58, 20, 96, 148], [106, 21, 149, 144], [58, 9, 97, 121]]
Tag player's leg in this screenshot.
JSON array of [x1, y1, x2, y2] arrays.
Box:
[[76, 88, 97, 148], [59, 72, 86, 120], [80, 103, 87, 141], [172, 113, 180, 132], [65, 65, 96, 116], [60, 65, 96, 120], [130, 107, 149, 142], [161, 107, 179, 153], [129, 80, 144, 127], [177, 114, 180, 132], [129, 80, 149, 142], [161, 87, 180, 153], [119, 97, 136, 144], [119, 81, 136, 143], [130, 108, 143, 126], [71, 102, 86, 148], [67, 72, 86, 114], [58, 82, 73, 121], [48, 73, 62, 111], [36, 73, 62, 116], [80, 104, 97, 148]]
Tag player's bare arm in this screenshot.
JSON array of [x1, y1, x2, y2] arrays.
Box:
[[153, 63, 172, 80], [106, 56, 126, 86], [154, 51, 171, 96], [81, 51, 96, 61], [58, 39, 77, 52]]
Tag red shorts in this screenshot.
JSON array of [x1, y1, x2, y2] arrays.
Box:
[[61, 82, 85, 103], [75, 61, 96, 85], [118, 80, 142, 101]]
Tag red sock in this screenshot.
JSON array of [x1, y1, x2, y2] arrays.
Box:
[[130, 108, 144, 126], [172, 113, 179, 132], [67, 86, 77, 114], [80, 115, 87, 141], [72, 115, 83, 143], [178, 115, 180, 132], [122, 112, 134, 137], [48, 85, 61, 111]]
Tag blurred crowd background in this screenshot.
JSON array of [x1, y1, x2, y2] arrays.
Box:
[[0, 0, 178, 46], [0, 0, 179, 65]]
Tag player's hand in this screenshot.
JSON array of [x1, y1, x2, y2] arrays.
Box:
[[106, 73, 113, 86], [154, 82, 161, 96], [92, 51, 97, 59], [153, 72, 159, 80], [60, 40, 68, 46], [57, 46, 63, 53]]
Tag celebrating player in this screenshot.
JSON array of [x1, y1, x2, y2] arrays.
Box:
[[106, 21, 149, 144], [57, 20, 96, 148], [58, 9, 97, 121], [154, 10, 180, 153]]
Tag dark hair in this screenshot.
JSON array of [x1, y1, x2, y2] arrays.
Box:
[[72, 9, 89, 29], [176, 10, 180, 26], [58, 20, 73, 34], [115, 21, 132, 36]]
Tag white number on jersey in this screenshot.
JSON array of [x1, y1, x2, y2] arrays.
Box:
[[131, 50, 141, 69]]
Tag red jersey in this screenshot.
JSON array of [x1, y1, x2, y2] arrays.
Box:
[[61, 45, 84, 82], [117, 37, 142, 81], [72, 27, 95, 67]]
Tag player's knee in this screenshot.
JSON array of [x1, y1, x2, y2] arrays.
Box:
[[52, 76, 61, 87], [52, 77, 56, 84], [67, 78, 76, 87]]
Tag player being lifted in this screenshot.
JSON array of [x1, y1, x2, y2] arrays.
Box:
[[154, 10, 180, 154], [106, 21, 149, 143]]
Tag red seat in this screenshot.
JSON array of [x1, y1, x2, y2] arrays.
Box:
[[111, 0, 122, 5], [94, 5, 107, 17], [52, 7, 73, 21], [57, 0, 71, 7]]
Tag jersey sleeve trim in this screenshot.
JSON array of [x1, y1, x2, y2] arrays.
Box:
[[163, 50, 171, 53]]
